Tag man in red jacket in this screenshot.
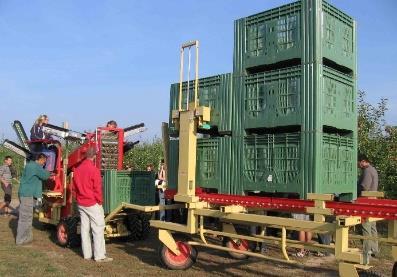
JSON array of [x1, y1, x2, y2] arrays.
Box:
[[73, 147, 112, 262]]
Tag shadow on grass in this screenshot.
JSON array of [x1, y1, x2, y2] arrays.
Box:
[[8, 216, 18, 240], [110, 230, 338, 277]]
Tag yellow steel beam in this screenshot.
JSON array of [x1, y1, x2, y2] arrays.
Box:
[[339, 263, 359, 277], [306, 207, 334, 216], [281, 227, 289, 261], [220, 205, 247, 214], [361, 191, 384, 198], [195, 209, 336, 232], [187, 241, 297, 265], [159, 229, 180, 256], [150, 220, 196, 234], [122, 203, 184, 212], [350, 234, 397, 244], [105, 204, 124, 223], [337, 216, 361, 227], [199, 216, 207, 245], [307, 193, 334, 201], [392, 246, 397, 261], [388, 220, 397, 239], [174, 110, 199, 203]]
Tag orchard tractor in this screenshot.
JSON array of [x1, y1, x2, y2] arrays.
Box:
[[4, 120, 151, 246]]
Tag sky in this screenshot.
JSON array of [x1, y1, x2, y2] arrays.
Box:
[[0, 0, 396, 142]]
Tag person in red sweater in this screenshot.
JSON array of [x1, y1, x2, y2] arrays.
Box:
[[73, 147, 112, 262]]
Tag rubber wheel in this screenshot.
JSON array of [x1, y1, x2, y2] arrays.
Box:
[[223, 237, 250, 260], [358, 270, 383, 277], [392, 262, 397, 277], [56, 217, 80, 248], [127, 213, 151, 241], [158, 241, 197, 270]]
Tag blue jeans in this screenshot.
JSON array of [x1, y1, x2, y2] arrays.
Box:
[[158, 190, 165, 221]]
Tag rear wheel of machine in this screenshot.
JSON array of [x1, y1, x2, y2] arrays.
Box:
[[392, 262, 397, 277], [223, 237, 250, 260], [358, 270, 383, 277], [56, 217, 80, 248], [158, 241, 197, 270], [127, 213, 151, 241]]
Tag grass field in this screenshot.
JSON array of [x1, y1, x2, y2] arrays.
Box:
[[0, 183, 395, 276]]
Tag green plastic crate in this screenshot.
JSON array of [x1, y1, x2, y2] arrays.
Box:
[[131, 171, 156, 206], [167, 139, 179, 190], [241, 132, 357, 199], [243, 65, 356, 131], [169, 73, 233, 135], [102, 170, 132, 214], [167, 137, 234, 194], [103, 170, 156, 213], [234, 0, 356, 74]]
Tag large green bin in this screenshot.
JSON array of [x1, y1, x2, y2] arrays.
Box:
[[167, 137, 235, 194], [241, 132, 357, 199], [243, 65, 356, 131], [169, 73, 233, 135], [234, 0, 356, 74], [102, 170, 156, 214]]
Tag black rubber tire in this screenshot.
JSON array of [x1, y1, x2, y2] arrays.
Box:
[[223, 237, 251, 260], [56, 217, 81, 248], [127, 213, 151, 241], [158, 241, 197, 270], [392, 262, 397, 277], [358, 270, 383, 277]]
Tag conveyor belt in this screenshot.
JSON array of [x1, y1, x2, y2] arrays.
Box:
[[165, 189, 397, 220]]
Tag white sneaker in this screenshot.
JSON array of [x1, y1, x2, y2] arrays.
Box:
[[96, 257, 113, 263]]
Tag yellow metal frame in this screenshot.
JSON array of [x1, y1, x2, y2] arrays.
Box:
[[146, 41, 397, 276]]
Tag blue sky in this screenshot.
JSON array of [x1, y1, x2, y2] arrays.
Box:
[[0, 0, 396, 142]]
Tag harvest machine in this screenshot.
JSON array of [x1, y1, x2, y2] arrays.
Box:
[[114, 40, 397, 277], [4, 120, 151, 246]]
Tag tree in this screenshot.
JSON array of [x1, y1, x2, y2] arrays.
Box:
[[123, 138, 163, 171], [357, 91, 397, 198]]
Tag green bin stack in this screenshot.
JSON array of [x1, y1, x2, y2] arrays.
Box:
[[167, 0, 357, 200]]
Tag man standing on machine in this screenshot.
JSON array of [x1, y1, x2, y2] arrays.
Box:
[[73, 147, 113, 263]]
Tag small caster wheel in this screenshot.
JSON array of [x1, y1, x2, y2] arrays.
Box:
[[223, 238, 251, 260], [158, 241, 197, 270]]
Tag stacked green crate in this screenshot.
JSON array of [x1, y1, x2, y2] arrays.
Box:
[[243, 65, 355, 131], [240, 132, 356, 199], [169, 73, 233, 136], [233, 0, 356, 75], [167, 0, 358, 200], [167, 137, 238, 194], [232, 0, 357, 199]]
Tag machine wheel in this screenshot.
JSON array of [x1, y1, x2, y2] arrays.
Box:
[[358, 270, 383, 277], [127, 213, 151, 241], [223, 237, 250, 260], [158, 241, 197, 270], [392, 262, 397, 277], [56, 217, 80, 248]]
